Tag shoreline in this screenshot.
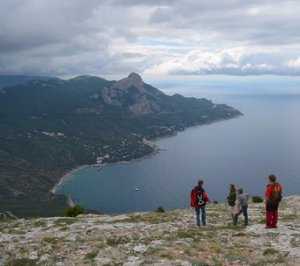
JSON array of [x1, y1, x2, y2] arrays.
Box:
[[50, 165, 89, 194], [50, 141, 161, 194], [50, 113, 242, 195]]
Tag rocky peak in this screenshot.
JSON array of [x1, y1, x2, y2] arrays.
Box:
[[127, 72, 142, 82], [112, 72, 144, 91]]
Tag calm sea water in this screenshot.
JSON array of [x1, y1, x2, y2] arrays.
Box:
[[56, 92, 300, 213]]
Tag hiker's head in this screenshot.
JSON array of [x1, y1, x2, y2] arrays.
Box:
[[229, 184, 235, 192], [198, 180, 204, 187], [268, 174, 277, 183], [238, 188, 243, 194]]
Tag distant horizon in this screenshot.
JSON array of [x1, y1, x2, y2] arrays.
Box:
[[2, 72, 300, 96], [97, 73, 300, 96]]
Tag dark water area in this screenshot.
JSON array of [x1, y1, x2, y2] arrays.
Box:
[[56, 94, 300, 213]]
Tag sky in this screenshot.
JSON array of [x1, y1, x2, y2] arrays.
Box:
[[1, 0, 300, 80]]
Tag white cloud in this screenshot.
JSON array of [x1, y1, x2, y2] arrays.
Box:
[[287, 57, 300, 69], [144, 47, 300, 76], [1, 0, 300, 77]]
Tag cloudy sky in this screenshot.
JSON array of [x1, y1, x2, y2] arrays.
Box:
[[1, 0, 300, 78]]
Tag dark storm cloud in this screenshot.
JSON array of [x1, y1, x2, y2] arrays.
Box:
[[0, 0, 300, 76]]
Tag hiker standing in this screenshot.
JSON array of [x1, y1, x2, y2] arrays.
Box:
[[237, 188, 249, 226], [190, 180, 209, 226], [227, 184, 239, 225], [265, 175, 283, 228]]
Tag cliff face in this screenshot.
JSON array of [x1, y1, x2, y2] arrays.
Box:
[[1, 196, 299, 266]]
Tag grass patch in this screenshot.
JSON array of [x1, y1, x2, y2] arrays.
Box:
[[191, 261, 210, 266], [126, 212, 175, 224], [225, 248, 249, 263], [33, 220, 47, 227], [175, 228, 211, 241], [5, 258, 37, 266], [216, 224, 244, 231], [85, 250, 98, 260], [232, 232, 247, 237], [209, 241, 222, 253], [253, 252, 286, 266], [290, 236, 300, 247], [42, 237, 60, 245], [6, 229, 26, 235], [53, 218, 78, 226], [281, 214, 299, 221]]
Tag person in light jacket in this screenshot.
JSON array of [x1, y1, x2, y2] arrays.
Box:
[[236, 188, 249, 226]]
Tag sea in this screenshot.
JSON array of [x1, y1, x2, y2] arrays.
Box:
[[55, 75, 300, 213]]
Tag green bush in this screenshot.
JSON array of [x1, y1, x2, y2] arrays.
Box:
[[64, 205, 84, 217], [252, 196, 264, 203], [263, 248, 279, 256], [155, 206, 165, 213]]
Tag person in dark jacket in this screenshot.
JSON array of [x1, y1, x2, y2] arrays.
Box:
[[190, 180, 209, 226], [227, 184, 238, 225], [265, 175, 283, 228]]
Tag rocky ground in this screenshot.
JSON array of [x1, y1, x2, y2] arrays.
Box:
[[0, 196, 300, 266]]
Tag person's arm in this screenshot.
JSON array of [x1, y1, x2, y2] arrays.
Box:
[[245, 193, 249, 202], [202, 191, 208, 203], [265, 185, 272, 202], [190, 190, 196, 207]]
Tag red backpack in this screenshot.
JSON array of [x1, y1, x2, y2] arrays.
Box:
[[191, 188, 206, 207]]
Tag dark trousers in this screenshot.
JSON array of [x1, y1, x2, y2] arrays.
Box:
[[266, 210, 278, 228], [266, 202, 279, 228], [234, 206, 248, 226], [195, 206, 206, 226]]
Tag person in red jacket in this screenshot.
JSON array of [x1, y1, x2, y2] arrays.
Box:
[[265, 175, 283, 228], [190, 180, 209, 226]]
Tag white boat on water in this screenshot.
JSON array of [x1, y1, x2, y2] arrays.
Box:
[[135, 187, 140, 191]]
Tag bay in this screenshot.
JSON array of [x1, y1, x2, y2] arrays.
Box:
[[56, 92, 300, 213]]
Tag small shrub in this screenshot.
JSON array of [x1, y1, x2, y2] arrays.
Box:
[[85, 250, 98, 260], [155, 206, 165, 213], [106, 236, 128, 246], [263, 248, 279, 256], [64, 205, 84, 217], [252, 196, 264, 203], [33, 220, 47, 227]]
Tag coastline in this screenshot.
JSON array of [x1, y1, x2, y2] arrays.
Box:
[[50, 113, 242, 195], [50, 165, 89, 194], [50, 141, 160, 195]]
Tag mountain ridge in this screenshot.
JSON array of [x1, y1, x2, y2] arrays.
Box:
[[0, 73, 242, 217]]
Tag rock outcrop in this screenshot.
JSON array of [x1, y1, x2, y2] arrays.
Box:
[[1, 196, 299, 265], [102, 72, 164, 115]]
